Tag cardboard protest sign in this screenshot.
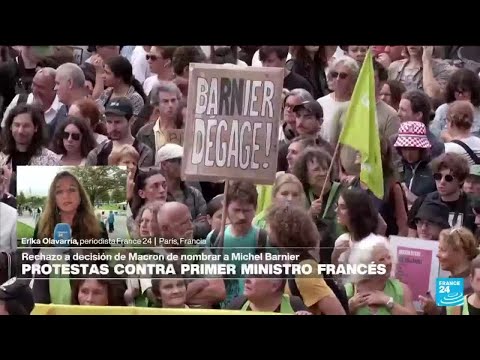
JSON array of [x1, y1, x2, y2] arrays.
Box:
[[165, 129, 184, 146], [389, 236, 441, 312], [182, 63, 284, 185]]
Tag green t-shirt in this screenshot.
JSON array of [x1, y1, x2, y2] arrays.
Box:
[[206, 225, 258, 307]]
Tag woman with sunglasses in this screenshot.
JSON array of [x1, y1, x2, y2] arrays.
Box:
[[430, 68, 480, 139], [318, 56, 359, 143], [143, 46, 177, 97], [407, 152, 477, 237], [52, 116, 97, 166]]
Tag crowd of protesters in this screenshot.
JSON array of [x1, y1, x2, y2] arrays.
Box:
[[0, 45, 480, 315]]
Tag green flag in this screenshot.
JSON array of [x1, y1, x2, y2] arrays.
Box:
[[338, 50, 384, 199]]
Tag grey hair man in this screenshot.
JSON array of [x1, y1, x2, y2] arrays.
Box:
[[136, 82, 182, 153], [319, 56, 359, 143], [49, 63, 87, 138]]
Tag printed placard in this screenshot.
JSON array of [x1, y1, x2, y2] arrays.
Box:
[[165, 129, 184, 146], [182, 63, 284, 184], [389, 236, 441, 312]]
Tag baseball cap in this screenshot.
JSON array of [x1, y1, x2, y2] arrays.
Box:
[[105, 97, 134, 119], [293, 100, 323, 119], [157, 143, 184, 163], [0, 277, 35, 315]]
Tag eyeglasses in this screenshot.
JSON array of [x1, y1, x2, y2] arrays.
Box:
[[62, 131, 81, 141], [433, 173, 455, 182], [146, 54, 159, 61], [415, 219, 435, 227], [329, 71, 348, 80]]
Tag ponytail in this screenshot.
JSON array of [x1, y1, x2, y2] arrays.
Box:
[[131, 76, 147, 103]]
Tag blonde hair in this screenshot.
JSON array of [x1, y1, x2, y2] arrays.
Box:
[[37, 171, 102, 241], [272, 173, 306, 207], [133, 200, 165, 238], [447, 100, 475, 130], [439, 227, 479, 261], [108, 144, 140, 166]]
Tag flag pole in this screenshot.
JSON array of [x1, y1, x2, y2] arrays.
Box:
[[318, 139, 342, 201]]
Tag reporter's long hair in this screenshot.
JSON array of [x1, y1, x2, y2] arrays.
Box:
[[37, 171, 102, 242]]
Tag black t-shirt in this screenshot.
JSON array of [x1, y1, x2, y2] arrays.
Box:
[[9, 150, 32, 173], [283, 72, 314, 95], [0, 57, 36, 115], [467, 300, 480, 315], [407, 191, 476, 233], [227, 295, 308, 313]]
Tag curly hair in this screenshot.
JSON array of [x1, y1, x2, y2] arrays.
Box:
[[445, 68, 480, 107], [292, 147, 334, 193], [266, 202, 321, 251], [1, 103, 47, 156], [430, 152, 470, 183], [225, 181, 257, 208], [439, 227, 479, 261], [339, 188, 378, 241]]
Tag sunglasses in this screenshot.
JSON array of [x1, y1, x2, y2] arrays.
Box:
[[62, 131, 81, 141], [146, 54, 159, 61], [329, 71, 348, 80], [433, 173, 455, 182]]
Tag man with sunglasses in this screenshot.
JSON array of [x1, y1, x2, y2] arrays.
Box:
[[143, 46, 177, 97], [332, 60, 400, 177], [86, 97, 154, 169], [407, 153, 477, 237]]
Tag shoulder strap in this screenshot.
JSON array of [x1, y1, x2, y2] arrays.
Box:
[[240, 299, 251, 311], [288, 278, 302, 299], [462, 295, 470, 315], [210, 229, 224, 257], [451, 140, 480, 164], [17, 93, 28, 105], [255, 228, 268, 253]]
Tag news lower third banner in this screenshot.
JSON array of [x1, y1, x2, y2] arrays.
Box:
[[15, 246, 387, 279]]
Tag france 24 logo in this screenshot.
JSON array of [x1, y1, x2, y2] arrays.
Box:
[[435, 278, 464, 306]]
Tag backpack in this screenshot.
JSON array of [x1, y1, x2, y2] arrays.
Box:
[[209, 227, 268, 257], [17, 93, 29, 106], [287, 252, 350, 314]]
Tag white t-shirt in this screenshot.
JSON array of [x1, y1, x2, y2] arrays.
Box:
[[0, 202, 17, 252], [444, 136, 480, 166], [143, 75, 161, 97], [131, 46, 151, 84], [317, 94, 350, 143]]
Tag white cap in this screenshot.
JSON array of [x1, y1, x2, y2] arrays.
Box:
[[156, 143, 184, 163]]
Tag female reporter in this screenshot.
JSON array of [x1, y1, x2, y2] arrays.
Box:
[[35, 171, 108, 242], [345, 234, 417, 315], [31, 171, 109, 305], [71, 278, 126, 306], [266, 202, 346, 315]]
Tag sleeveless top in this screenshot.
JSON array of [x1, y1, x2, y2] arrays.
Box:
[[345, 278, 404, 315]]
